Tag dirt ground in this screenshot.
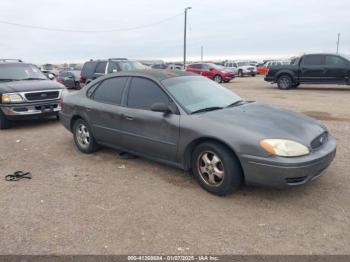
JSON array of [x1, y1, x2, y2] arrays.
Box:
[[0, 76, 349, 255]]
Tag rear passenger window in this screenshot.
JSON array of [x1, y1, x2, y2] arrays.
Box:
[[127, 78, 169, 110], [301, 55, 323, 66], [95, 62, 107, 74], [93, 77, 128, 105]]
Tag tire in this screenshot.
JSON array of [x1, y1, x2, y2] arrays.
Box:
[[73, 119, 99, 153], [238, 70, 244, 77], [0, 110, 11, 129], [191, 142, 242, 196], [213, 75, 223, 83], [277, 75, 293, 90], [251, 73, 256, 77]]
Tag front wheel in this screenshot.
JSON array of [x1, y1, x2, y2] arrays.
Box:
[[0, 110, 11, 129], [277, 75, 293, 90], [73, 119, 99, 153], [191, 142, 242, 196], [213, 75, 223, 83], [238, 70, 244, 77]]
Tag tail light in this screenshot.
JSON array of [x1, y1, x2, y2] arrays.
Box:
[[80, 74, 86, 83]]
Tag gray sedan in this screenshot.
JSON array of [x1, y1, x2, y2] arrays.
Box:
[[59, 70, 336, 196]]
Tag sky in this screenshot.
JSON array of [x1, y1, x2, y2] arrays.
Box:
[[0, 0, 349, 64]]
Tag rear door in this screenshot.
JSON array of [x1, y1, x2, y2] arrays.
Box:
[[324, 55, 349, 83], [120, 77, 180, 162], [201, 64, 214, 78], [87, 76, 129, 147], [299, 55, 325, 83], [187, 64, 202, 75]]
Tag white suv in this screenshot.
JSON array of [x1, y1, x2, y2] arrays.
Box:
[[224, 61, 257, 77]]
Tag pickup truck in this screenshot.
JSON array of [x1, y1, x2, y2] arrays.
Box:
[[0, 60, 65, 129], [264, 54, 350, 89]]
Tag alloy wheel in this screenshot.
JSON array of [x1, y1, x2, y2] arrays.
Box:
[[197, 151, 225, 187], [76, 123, 90, 148]]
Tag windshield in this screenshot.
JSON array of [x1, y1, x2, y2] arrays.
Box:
[[162, 76, 242, 114], [0, 64, 47, 82], [117, 61, 145, 71]]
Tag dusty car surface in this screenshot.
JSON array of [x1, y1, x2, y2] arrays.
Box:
[[59, 70, 336, 196]]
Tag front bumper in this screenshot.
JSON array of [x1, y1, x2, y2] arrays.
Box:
[[239, 136, 337, 188], [0, 100, 61, 120]]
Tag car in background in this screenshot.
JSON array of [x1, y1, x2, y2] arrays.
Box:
[[80, 58, 145, 87], [59, 70, 336, 196], [57, 70, 81, 89], [224, 61, 257, 77], [186, 63, 235, 83], [257, 60, 290, 75], [41, 63, 60, 77], [151, 63, 183, 70], [265, 53, 350, 89], [0, 60, 65, 129]]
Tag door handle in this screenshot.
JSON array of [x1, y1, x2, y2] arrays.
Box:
[[124, 115, 134, 121]]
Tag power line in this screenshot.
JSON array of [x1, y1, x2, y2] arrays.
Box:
[[0, 13, 183, 33]]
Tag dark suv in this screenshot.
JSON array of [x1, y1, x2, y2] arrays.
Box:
[[80, 58, 145, 87], [0, 60, 65, 129]]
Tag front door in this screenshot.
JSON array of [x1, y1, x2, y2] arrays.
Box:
[[120, 77, 180, 162], [324, 55, 349, 83]]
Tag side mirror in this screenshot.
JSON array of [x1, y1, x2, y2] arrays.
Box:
[[48, 73, 55, 80], [151, 102, 171, 113]]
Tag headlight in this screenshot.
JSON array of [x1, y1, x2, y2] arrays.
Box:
[[1, 93, 24, 103], [260, 139, 310, 157]]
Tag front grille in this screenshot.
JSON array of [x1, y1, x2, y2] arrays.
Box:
[[25, 91, 59, 101], [248, 67, 255, 70], [311, 132, 328, 149]]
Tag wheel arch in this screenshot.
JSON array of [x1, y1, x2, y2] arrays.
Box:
[[276, 70, 296, 82], [183, 137, 245, 181], [70, 115, 85, 131]]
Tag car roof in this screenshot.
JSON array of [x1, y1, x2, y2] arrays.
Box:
[[98, 69, 194, 82]]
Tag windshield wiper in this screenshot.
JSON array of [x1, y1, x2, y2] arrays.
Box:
[[19, 77, 46, 81], [226, 100, 246, 108], [191, 106, 223, 114], [0, 79, 20, 82]]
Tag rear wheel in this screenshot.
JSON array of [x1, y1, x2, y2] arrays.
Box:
[[0, 110, 11, 129], [277, 75, 293, 90], [191, 142, 242, 196], [213, 75, 223, 83], [73, 119, 99, 153], [238, 70, 243, 77]]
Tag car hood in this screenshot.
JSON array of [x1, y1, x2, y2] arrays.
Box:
[[202, 102, 326, 146], [0, 80, 64, 93]]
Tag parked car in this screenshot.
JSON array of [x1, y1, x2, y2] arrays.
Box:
[[80, 58, 145, 87], [41, 63, 59, 77], [57, 70, 81, 89], [265, 53, 350, 89], [0, 60, 65, 129], [152, 63, 183, 70], [59, 70, 336, 196], [257, 60, 290, 75], [224, 61, 257, 77], [186, 63, 235, 83]]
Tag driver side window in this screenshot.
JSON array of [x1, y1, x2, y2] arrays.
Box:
[[127, 77, 170, 110]]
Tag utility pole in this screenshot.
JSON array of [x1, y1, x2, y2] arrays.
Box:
[[201, 46, 203, 62], [183, 7, 192, 69], [336, 33, 340, 54]]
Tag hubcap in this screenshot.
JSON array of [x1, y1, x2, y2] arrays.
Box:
[[197, 151, 225, 187], [76, 124, 90, 148], [214, 76, 221, 83], [280, 77, 290, 89]]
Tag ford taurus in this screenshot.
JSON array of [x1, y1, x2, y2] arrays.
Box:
[[59, 70, 336, 196]]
